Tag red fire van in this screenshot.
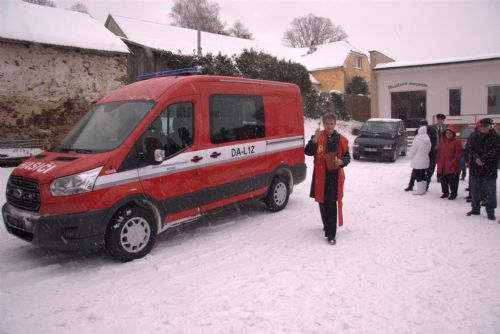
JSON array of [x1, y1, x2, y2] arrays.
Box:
[[2, 70, 306, 261]]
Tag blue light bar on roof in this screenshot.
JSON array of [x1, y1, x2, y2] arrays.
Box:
[[136, 67, 201, 81]]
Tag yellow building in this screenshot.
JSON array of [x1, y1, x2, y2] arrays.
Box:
[[300, 42, 371, 93]]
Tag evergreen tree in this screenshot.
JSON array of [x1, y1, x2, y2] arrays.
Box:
[[345, 76, 369, 95]]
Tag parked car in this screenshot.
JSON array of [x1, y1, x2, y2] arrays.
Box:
[[457, 125, 476, 148], [352, 118, 407, 162]]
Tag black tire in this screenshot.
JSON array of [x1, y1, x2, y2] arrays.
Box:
[[401, 145, 407, 156], [353, 154, 360, 160], [389, 149, 398, 162], [105, 205, 157, 262], [266, 176, 290, 212]]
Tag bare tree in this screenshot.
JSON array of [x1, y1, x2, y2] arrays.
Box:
[[228, 21, 253, 40], [70, 2, 89, 14], [22, 0, 56, 7], [282, 14, 348, 48], [169, 0, 225, 34]]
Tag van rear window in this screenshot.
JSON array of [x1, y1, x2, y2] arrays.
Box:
[[209, 95, 265, 144]]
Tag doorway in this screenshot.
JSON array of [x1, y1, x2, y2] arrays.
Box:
[[391, 90, 427, 128]]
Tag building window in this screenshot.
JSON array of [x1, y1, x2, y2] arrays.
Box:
[[449, 89, 461, 116], [355, 56, 362, 69], [391, 90, 426, 128], [488, 86, 500, 114]]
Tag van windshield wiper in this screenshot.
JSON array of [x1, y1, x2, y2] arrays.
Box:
[[74, 148, 93, 154], [55, 147, 93, 154]]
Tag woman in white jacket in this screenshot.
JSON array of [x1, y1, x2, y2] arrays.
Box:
[[409, 126, 432, 195]]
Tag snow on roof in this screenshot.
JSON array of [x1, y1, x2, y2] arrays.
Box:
[[309, 74, 320, 85], [0, 0, 129, 54], [107, 15, 363, 71], [299, 41, 364, 71], [375, 53, 500, 70], [367, 118, 402, 122]]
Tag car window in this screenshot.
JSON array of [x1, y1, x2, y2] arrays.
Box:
[[361, 121, 397, 134], [459, 127, 474, 138], [143, 102, 194, 158]]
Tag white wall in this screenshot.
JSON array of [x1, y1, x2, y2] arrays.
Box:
[[376, 59, 500, 125]]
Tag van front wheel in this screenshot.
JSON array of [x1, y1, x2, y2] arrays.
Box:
[[266, 176, 290, 212], [105, 205, 157, 262]]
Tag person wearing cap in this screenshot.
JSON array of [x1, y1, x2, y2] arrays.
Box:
[[436, 125, 463, 200], [465, 118, 500, 220], [463, 120, 483, 202], [431, 113, 448, 183]]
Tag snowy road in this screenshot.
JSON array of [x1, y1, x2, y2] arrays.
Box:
[[1, 121, 499, 334]]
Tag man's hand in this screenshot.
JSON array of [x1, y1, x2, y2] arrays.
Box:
[[312, 128, 321, 143], [475, 158, 485, 166]]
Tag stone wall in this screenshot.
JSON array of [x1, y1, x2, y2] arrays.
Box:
[[0, 40, 127, 146]]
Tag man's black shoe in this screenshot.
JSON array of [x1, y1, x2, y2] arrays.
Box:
[[487, 212, 496, 221], [448, 195, 457, 200], [467, 210, 480, 216], [328, 238, 336, 245], [404, 186, 413, 191], [440, 194, 449, 198]]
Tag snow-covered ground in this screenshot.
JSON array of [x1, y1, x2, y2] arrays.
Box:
[[1, 120, 499, 334]]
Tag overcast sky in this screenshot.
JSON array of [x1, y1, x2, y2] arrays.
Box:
[[53, 0, 500, 62]]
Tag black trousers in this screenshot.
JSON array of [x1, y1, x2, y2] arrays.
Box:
[[413, 168, 427, 182], [440, 173, 460, 196], [319, 201, 337, 239], [426, 152, 437, 184]]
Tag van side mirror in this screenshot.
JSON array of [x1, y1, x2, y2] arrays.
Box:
[[352, 128, 360, 136], [144, 136, 164, 165]]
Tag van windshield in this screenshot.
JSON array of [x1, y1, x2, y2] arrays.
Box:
[[50, 101, 154, 154], [360, 121, 398, 135]]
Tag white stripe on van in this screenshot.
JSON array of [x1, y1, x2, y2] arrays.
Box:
[[93, 135, 304, 190]]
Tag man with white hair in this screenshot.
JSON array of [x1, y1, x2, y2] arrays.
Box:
[[408, 125, 432, 195]]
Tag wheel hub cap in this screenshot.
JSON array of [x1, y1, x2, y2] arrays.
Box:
[[274, 182, 287, 206], [120, 217, 151, 253]]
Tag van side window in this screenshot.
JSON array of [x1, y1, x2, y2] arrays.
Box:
[[143, 102, 194, 158], [209, 95, 265, 144]]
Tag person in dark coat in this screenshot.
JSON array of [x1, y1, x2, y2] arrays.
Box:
[[436, 126, 463, 200], [305, 113, 350, 245], [463, 120, 482, 202], [466, 118, 500, 220], [430, 113, 448, 183]]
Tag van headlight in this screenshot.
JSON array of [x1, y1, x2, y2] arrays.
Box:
[[383, 144, 394, 149], [50, 167, 103, 197]]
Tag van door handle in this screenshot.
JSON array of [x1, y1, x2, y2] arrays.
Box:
[[210, 152, 221, 158], [191, 156, 203, 163]]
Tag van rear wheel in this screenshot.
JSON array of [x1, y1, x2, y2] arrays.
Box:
[[105, 205, 157, 262], [266, 176, 290, 212]]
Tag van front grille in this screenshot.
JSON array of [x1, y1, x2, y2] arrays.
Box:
[[6, 176, 41, 212]]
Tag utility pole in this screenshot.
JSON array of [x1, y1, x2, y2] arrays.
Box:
[[197, 27, 201, 56]]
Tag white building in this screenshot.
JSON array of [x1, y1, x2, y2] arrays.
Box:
[[371, 54, 500, 128]]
